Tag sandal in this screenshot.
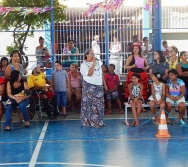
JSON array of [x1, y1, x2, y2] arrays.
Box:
[[175, 109, 179, 113], [167, 119, 171, 124], [141, 108, 147, 112], [4, 126, 11, 131], [174, 119, 185, 125], [119, 110, 124, 114], [62, 114, 69, 118], [153, 120, 159, 125], [135, 123, 139, 127], [25, 124, 30, 128], [131, 121, 136, 127], [124, 121, 130, 126], [174, 120, 180, 124], [106, 110, 112, 115]]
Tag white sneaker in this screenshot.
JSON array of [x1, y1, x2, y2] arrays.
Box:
[[180, 119, 185, 125]]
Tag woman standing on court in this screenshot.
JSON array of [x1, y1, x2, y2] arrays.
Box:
[[80, 49, 107, 128]]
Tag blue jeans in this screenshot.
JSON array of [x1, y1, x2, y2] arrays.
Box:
[[55, 91, 67, 107], [5, 98, 29, 127], [184, 86, 188, 101]]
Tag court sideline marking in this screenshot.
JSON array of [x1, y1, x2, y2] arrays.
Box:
[[28, 120, 49, 167], [0, 162, 121, 167]]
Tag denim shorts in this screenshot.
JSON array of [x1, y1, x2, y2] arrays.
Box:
[[106, 91, 119, 100], [55, 91, 67, 107]]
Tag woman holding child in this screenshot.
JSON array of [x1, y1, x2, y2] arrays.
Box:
[[0, 57, 9, 121], [125, 42, 149, 102], [62, 40, 79, 68], [4, 70, 30, 131]]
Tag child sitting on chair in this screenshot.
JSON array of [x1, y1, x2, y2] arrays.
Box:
[[63, 43, 71, 61], [104, 64, 123, 114], [166, 69, 186, 124], [128, 73, 143, 126], [41, 48, 52, 69], [148, 72, 166, 124]]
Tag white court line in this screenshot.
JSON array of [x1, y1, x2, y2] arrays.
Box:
[[28, 120, 49, 167], [0, 162, 122, 167]]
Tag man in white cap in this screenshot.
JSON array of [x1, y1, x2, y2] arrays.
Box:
[[27, 64, 58, 118]]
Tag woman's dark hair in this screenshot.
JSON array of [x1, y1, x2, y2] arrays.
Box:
[[84, 49, 92, 60], [55, 60, 62, 66], [155, 50, 166, 63], [102, 64, 109, 73], [10, 50, 19, 58], [153, 72, 166, 84], [132, 73, 140, 79], [0, 57, 9, 67], [179, 51, 187, 62], [10, 70, 20, 86], [131, 45, 142, 57], [162, 40, 167, 45], [168, 69, 179, 76], [143, 37, 148, 42], [180, 51, 187, 57], [68, 39, 74, 43], [10, 50, 22, 64], [39, 36, 44, 41]]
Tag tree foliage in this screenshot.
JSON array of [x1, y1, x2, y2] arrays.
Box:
[[0, 0, 66, 67]]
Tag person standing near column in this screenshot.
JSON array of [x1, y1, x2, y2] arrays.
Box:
[[142, 37, 152, 64], [92, 35, 101, 60], [109, 37, 122, 75]]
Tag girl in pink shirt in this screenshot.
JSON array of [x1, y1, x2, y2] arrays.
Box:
[[67, 63, 82, 110]]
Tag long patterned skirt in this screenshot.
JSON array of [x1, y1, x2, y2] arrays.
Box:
[[81, 80, 105, 127], [125, 70, 148, 101]]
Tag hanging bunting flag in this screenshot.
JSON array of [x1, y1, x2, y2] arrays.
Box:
[[144, 0, 158, 10], [83, 0, 124, 17], [0, 6, 53, 18]]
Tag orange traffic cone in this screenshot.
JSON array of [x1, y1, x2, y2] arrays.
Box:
[[156, 110, 171, 138]]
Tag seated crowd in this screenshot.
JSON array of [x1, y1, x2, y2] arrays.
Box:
[[0, 38, 187, 130]]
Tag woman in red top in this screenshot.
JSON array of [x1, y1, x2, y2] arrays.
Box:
[[67, 63, 82, 110], [125, 43, 149, 102], [0, 57, 9, 121]]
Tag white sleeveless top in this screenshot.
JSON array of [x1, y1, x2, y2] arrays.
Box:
[[148, 82, 163, 101]]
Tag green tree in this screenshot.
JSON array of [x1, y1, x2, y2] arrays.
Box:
[[0, 0, 66, 67]]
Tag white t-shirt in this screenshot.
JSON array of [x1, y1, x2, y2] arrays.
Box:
[[92, 41, 101, 60], [162, 46, 171, 57], [110, 42, 121, 53], [80, 60, 103, 85], [142, 43, 152, 59], [142, 43, 152, 52]]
